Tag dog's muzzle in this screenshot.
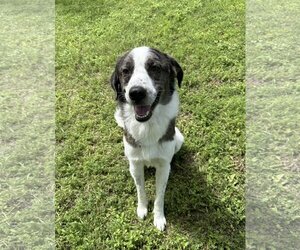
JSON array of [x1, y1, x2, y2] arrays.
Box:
[[129, 87, 161, 122]]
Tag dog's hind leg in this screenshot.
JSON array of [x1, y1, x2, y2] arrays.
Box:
[[174, 127, 184, 154], [129, 161, 148, 219], [153, 162, 170, 231]]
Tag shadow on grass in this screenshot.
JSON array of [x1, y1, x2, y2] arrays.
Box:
[[165, 145, 245, 248]]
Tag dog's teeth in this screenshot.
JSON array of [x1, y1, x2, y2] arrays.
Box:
[[138, 112, 150, 119]]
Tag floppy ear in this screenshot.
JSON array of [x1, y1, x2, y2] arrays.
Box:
[[168, 56, 183, 87], [110, 70, 121, 100]]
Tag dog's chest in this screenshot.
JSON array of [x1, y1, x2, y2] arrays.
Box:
[[129, 119, 166, 144], [123, 118, 176, 163], [115, 92, 180, 164], [124, 138, 176, 164]]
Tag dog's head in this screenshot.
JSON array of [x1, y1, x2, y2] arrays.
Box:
[[110, 46, 183, 122]]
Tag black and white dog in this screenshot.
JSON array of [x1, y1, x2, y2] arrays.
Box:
[[110, 46, 184, 231]]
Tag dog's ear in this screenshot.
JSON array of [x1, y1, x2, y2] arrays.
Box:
[[110, 70, 121, 100], [168, 56, 183, 87]]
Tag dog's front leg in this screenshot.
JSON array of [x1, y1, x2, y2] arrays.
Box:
[[154, 163, 170, 231], [129, 161, 148, 219]]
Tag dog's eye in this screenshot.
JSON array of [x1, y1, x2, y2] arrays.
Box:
[[149, 64, 162, 73], [121, 68, 130, 75]]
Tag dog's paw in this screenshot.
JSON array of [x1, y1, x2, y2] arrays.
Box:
[[137, 206, 148, 219], [154, 215, 166, 231]]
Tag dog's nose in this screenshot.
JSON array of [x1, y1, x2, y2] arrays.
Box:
[[129, 86, 146, 103]]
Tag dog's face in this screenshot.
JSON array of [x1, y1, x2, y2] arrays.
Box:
[[111, 47, 183, 122]]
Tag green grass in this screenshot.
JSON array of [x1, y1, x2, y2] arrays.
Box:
[[1, 1, 54, 249], [246, 1, 300, 248], [56, 0, 245, 248]]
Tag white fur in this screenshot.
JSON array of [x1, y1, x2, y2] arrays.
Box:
[[114, 47, 184, 231], [124, 47, 156, 105]]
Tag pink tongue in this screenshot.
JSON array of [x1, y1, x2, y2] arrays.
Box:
[[134, 105, 151, 117]]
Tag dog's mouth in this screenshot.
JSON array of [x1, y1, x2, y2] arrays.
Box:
[[133, 91, 161, 122], [134, 105, 152, 122]]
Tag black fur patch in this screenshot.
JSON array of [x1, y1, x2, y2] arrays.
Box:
[[159, 118, 176, 143], [110, 52, 134, 103], [147, 48, 183, 105], [124, 129, 140, 147]]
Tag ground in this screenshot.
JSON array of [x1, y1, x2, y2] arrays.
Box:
[[56, 0, 245, 249]]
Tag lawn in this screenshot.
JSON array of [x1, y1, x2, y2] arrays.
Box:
[[55, 0, 245, 249], [246, 1, 300, 248]]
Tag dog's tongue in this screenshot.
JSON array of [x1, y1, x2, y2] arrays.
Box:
[[134, 105, 151, 117]]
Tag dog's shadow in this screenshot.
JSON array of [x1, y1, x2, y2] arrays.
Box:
[[164, 145, 244, 247]]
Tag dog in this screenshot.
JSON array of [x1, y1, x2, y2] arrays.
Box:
[[110, 46, 184, 231]]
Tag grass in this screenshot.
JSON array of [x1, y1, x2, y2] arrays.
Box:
[[56, 0, 245, 248], [246, 1, 300, 248], [1, 1, 54, 249]]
